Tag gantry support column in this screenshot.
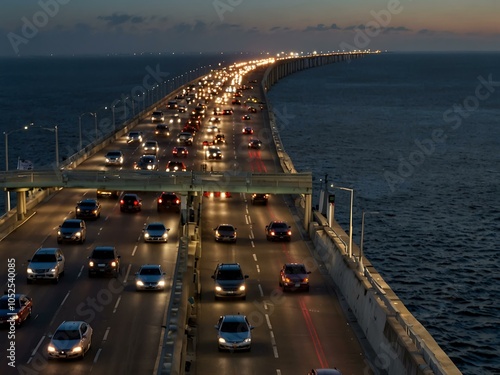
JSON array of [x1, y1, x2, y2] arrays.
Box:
[[304, 193, 312, 231]]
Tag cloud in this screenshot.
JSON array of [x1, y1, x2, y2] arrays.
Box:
[[383, 26, 411, 33], [97, 13, 147, 27], [304, 23, 341, 32]]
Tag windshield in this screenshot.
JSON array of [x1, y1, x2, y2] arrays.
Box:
[[0, 298, 21, 309], [286, 265, 306, 274], [217, 270, 243, 280], [139, 268, 161, 276], [91, 250, 115, 259], [79, 202, 96, 208], [62, 221, 81, 228], [31, 254, 56, 262], [54, 329, 80, 341], [220, 321, 249, 333], [147, 224, 165, 231]]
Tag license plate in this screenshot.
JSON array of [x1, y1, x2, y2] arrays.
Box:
[[295, 283, 300, 287], [98, 264, 105, 267]]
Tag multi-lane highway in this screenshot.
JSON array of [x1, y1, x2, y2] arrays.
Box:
[[0, 63, 373, 375]]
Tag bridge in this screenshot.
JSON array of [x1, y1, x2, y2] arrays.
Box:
[[0, 52, 461, 375]]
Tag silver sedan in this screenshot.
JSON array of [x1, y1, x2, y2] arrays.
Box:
[[143, 222, 170, 242], [135, 264, 167, 291]]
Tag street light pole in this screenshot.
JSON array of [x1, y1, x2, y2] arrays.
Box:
[[29, 124, 59, 168], [338, 187, 354, 258], [360, 211, 380, 272], [79, 112, 97, 149]]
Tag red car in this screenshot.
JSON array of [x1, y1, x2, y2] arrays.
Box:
[[0, 294, 33, 326], [242, 126, 253, 134], [172, 146, 189, 157], [242, 115, 251, 121]]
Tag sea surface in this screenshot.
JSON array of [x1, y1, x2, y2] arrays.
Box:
[[1, 52, 499, 374]]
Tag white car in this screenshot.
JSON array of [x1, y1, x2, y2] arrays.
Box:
[[27, 248, 65, 284], [104, 150, 124, 166], [48, 321, 93, 359], [215, 314, 253, 351]]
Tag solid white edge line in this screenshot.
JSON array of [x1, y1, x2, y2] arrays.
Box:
[[258, 284, 264, 297], [265, 314, 272, 329], [113, 295, 121, 313]]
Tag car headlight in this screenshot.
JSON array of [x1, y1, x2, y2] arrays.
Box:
[[89, 261, 94, 267], [215, 286, 222, 292], [243, 338, 251, 343], [47, 345, 56, 352], [10, 314, 19, 321], [238, 285, 246, 291], [71, 346, 83, 353], [144, 233, 150, 238], [75, 231, 81, 237], [105, 158, 110, 163], [158, 280, 166, 287], [111, 261, 117, 267], [57, 230, 62, 235], [50, 268, 56, 272], [136, 280, 144, 286], [218, 337, 226, 344], [76, 208, 81, 212], [162, 233, 168, 239]]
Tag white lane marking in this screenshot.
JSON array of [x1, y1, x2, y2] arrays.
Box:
[[123, 263, 132, 283], [273, 345, 279, 358], [49, 291, 70, 327], [247, 215, 252, 225], [256, 264, 260, 273], [77, 265, 84, 278], [113, 295, 122, 313], [265, 314, 272, 329], [245, 215, 250, 225], [249, 229, 254, 239], [258, 284, 264, 297], [270, 330, 276, 345], [253, 254, 258, 262], [251, 240, 255, 248], [103, 327, 111, 341], [93, 348, 102, 363], [263, 301, 268, 311], [276, 370, 282, 375], [28, 335, 46, 361], [131, 245, 138, 256], [270, 329, 279, 358]]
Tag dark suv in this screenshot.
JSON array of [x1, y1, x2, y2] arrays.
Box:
[[157, 192, 181, 213], [211, 263, 249, 300], [120, 193, 142, 213], [88, 246, 120, 277], [75, 198, 101, 219], [251, 193, 269, 205], [265, 220, 292, 241]]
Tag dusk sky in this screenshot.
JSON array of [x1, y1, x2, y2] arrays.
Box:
[[1, 0, 499, 56]]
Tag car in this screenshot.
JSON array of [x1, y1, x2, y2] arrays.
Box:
[[215, 314, 254, 352], [142, 140, 159, 156], [279, 263, 311, 292], [206, 146, 222, 160], [211, 263, 248, 300], [151, 111, 165, 122], [265, 220, 292, 241], [166, 161, 187, 172], [47, 321, 93, 359], [88, 246, 120, 277], [75, 198, 101, 219], [178, 105, 187, 113], [154, 123, 170, 136], [307, 369, 343, 375], [213, 134, 226, 145], [119, 193, 142, 212], [57, 219, 86, 244], [242, 126, 253, 134], [203, 191, 232, 198], [0, 294, 32, 326], [202, 140, 214, 149], [207, 125, 219, 133], [248, 139, 262, 149], [134, 155, 159, 171], [27, 248, 65, 284], [222, 109, 233, 115], [168, 114, 181, 124], [231, 99, 241, 105], [127, 131, 143, 143], [157, 192, 181, 213], [135, 264, 167, 291], [167, 100, 178, 109], [96, 189, 120, 199], [247, 106, 257, 113], [104, 150, 124, 166], [208, 117, 220, 124], [214, 224, 237, 243], [177, 132, 194, 145], [242, 114, 251, 120], [143, 222, 170, 242], [251, 193, 269, 205], [172, 146, 189, 158]]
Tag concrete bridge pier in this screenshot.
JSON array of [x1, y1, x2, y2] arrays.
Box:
[[15, 189, 28, 221]]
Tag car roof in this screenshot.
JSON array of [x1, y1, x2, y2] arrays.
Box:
[[56, 321, 85, 331], [217, 263, 242, 270], [220, 314, 247, 322], [313, 370, 343, 375], [93, 246, 115, 251], [34, 248, 59, 255], [139, 264, 162, 269], [146, 222, 165, 227], [63, 218, 84, 223]]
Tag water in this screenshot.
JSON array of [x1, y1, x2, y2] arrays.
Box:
[[1, 52, 499, 374], [267, 52, 500, 375]]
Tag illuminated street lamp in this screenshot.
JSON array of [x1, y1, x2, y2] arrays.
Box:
[[3, 123, 32, 212], [360, 211, 380, 272], [330, 185, 354, 258], [28, 123, 59, 168], [79, 112, 97, 149]]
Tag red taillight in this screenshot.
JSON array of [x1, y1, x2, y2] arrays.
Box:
[[120, 200, 124, 205], [134, 201, 138, 206]]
